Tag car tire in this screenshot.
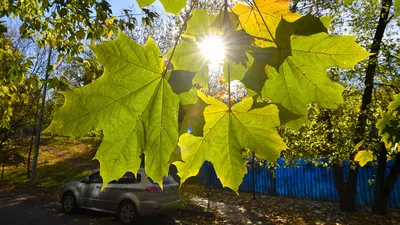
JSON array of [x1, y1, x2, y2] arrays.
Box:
[[118, 200, 138, 225], [62, 192, 78, 214]]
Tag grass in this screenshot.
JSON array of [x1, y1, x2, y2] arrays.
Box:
[[1, 136, 100, 188]]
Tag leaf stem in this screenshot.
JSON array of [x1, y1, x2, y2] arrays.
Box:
[[224, 0, 229, 25], [163, 0, 197, 77], [225, 0, 232, 111], [228, 61, 231, 110]]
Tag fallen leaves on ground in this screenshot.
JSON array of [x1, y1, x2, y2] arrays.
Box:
[[180, 184, 400, 225]]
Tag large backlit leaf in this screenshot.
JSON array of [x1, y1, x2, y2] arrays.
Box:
[[241, 14, 331, 95], [232, 0, 301, 45], [212, 10, 240, 30], [45, 33, 179, 188], [137, 0, 186, 15], [184, 10, 217, 37], [175, 91, 287, 192], [262, 33, 371, 122], [232, 5, 369, 129], [179, 87, 198, 105]]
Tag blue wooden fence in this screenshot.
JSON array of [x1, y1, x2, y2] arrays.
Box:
[[190, 159, 400, 208]]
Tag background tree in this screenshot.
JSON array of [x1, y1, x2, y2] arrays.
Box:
[[1, 0, 157, 183], [285, 0, 400, 213]]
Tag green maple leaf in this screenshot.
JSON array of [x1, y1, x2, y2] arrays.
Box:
[[377, 94, 400, 148], [230, 7, 370, 129], [184, 10, 217, 37], [261, 33, 371, 129], [212, 10, 240, 30], [178, 87, 198, 105], [241, 14, 331, 93], [388, 93, 400, 116], [137, 0, 186, 15], [174, 91, 287, 192], [45, 32, 180, 188]]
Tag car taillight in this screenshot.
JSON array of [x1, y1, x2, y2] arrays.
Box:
[[145, 186, 162, 193]]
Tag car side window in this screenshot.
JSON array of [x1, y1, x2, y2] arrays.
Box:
[[117, 172, 141, 184], [88, 172, 103, 183]]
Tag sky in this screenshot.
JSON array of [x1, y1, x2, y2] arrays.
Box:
[[109, 0, 165, 17], [109, 0, 141, 15]]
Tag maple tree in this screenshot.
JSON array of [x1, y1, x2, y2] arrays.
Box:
[[45, 0, 371, 192], [352, 93, 400, 213], [283, 0, 400, 213]]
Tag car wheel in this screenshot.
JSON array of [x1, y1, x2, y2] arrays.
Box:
[[62, 192, 77, 213], [118, 200, 138, 225]]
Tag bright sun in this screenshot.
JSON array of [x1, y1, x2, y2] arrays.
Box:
[[198, 35, 226, 63]]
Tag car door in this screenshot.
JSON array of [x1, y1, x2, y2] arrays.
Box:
[[95, 180, 119, 212], [96, 172, 141, 212], [80, 172, 103, 209]]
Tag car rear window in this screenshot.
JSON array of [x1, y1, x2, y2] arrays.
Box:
[[147, 176, 172, 185], [117, 172, 141, 184]]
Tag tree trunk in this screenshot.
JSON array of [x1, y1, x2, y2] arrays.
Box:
[[27, 136, 33, 179], [342, 0, 392, 213], [346, 167, 359, 212], [326, 111, 359, 212], [373, 151, 400, 214], [333, 164, 358, 212], [332, 164, 346, 210], [27, 95, 41, 178], [353, 0, 395, 215], [372, 143, 388, 214], [355, 1, 391, 141], [31, 46, 52, 184], [252, 151, 256, 200]]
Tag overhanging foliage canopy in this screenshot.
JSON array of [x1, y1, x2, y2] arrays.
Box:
[[46, 0, 371, 191]]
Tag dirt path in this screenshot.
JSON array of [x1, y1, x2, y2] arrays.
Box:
[[187, 195, 271, 224]]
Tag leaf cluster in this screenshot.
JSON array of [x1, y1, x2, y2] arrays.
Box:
[[46, 0, 371, 192]]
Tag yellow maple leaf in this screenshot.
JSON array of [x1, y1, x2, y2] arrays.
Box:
[[354, 150, 373, 167], [232, 0, 301, 45]]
